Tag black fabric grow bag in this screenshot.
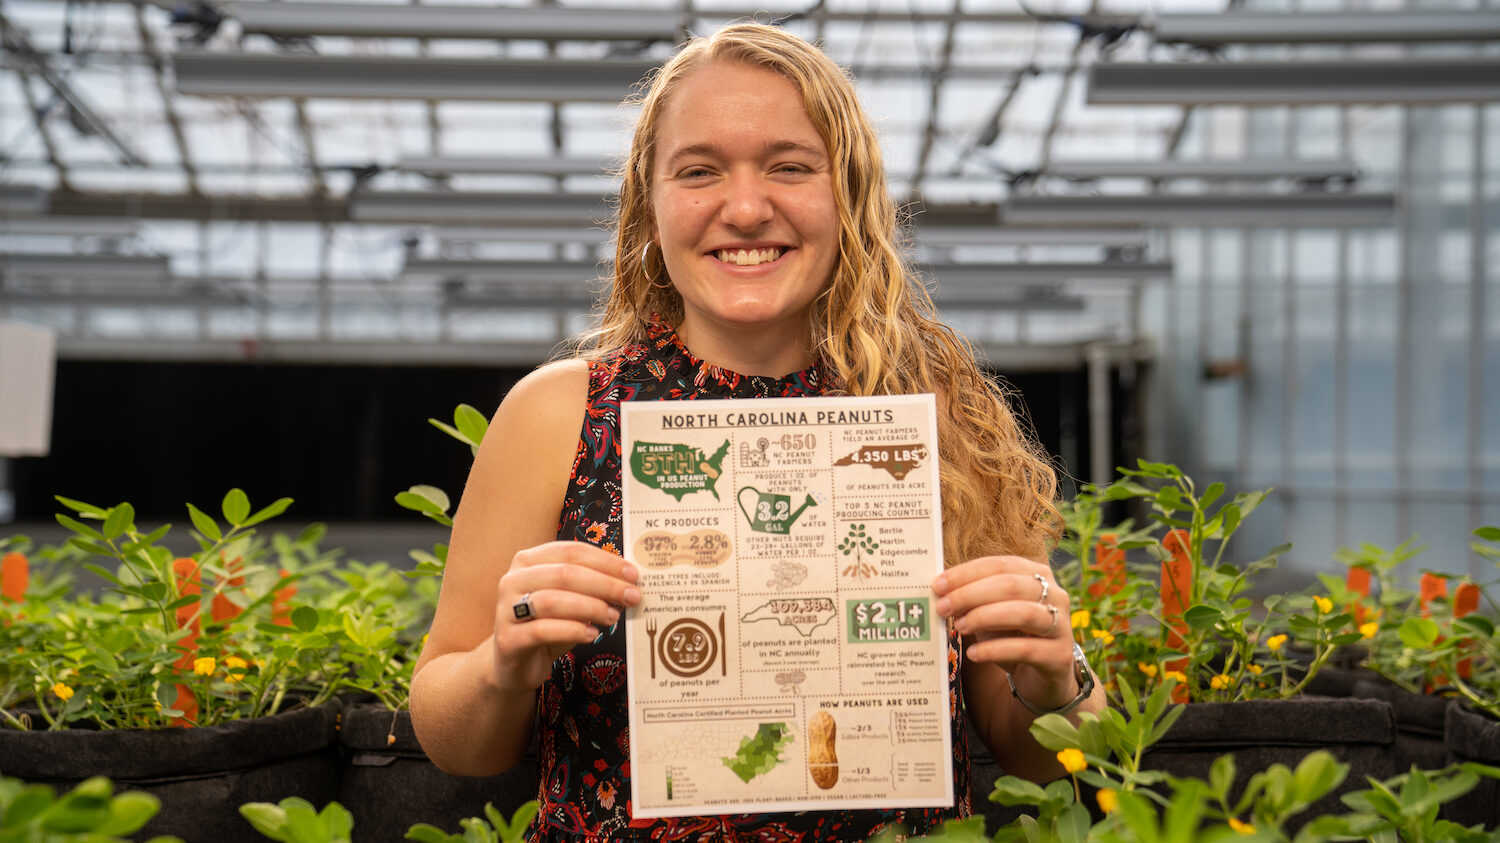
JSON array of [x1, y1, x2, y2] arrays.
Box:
[[1443, 704, 1500, 829], [338, 705, 538, 842], [1142, 697, 1398, 825], [0, 701, 342, 842], [1349, 678, 1451, 774]]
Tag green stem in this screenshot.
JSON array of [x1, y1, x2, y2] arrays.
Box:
[[1285, 637, 1334, 699], [31, 685, 59, 730]]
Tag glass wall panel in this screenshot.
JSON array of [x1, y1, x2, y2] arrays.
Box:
[[1245, 229, 1287, 490], [1292, 285, 1336, 483], [1409, 500, 1473, 578], [1285, 496, 1338, 573], [1346, 499, 1401, 557]]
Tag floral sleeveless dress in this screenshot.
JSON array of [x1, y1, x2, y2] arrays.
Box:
[[529, 319, 972, 842]]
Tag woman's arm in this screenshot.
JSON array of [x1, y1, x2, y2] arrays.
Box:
[[410, 359, 642, 776], [934, 556, 1107, 782]]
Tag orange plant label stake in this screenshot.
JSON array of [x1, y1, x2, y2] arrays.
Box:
[[271, 568, 296, 627], [1419, 572, 1447, 619], [171, 557, 202, 727], [1453, 582, 1480, 680], [1345, 566, 1372, 626], [1160, 529, 1194, 703], [1090, 534, 1129, 664], [211, 555, 244, 624], [1417, 572, 1451, 692], [1, 551, 27, 626]]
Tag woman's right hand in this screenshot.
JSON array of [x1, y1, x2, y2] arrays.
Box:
[[489, 541, 642, 693]]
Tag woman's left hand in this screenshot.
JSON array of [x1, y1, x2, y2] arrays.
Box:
[[933, 555, 1081, 711]]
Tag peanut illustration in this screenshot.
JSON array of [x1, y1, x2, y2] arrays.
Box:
[[807, 710, 838, 789]]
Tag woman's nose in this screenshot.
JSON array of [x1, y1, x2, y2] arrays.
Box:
[[720, 171, 774, 231]]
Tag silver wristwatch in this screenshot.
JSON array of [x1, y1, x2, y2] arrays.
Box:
[[1006, 641, 1096, 716]]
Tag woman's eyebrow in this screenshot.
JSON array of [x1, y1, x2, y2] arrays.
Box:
[[661, 139, 828, 168]]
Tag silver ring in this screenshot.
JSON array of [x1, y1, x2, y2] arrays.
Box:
[[513, 592, 535, 622], [1040, 603, 1058, 637], [1034, 573, 1050, 605]]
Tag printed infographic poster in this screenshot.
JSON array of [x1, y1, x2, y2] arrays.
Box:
[[621, 394, 953, 818]]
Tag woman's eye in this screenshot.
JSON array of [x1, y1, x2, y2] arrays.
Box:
[[679, 167, 714, 179], [775, 164, 810, 174]]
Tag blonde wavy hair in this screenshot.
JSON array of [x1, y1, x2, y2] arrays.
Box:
[[578, 22, 1059, 564]]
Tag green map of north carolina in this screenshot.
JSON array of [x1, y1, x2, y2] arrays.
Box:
[[630, 440, 730, 501]]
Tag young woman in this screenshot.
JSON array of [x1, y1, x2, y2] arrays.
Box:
[[411, 23, 1105, 841]]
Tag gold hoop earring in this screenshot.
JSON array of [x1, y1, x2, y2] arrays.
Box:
[[642, 242, 672, 290]]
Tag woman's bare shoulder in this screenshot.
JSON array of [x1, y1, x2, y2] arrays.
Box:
[[494, 357, 592, 425]]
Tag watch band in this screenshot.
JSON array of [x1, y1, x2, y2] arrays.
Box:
[[1006, 641, 1096, 717]]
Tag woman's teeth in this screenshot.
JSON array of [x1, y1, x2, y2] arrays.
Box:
[[716, 247, 784, 266]]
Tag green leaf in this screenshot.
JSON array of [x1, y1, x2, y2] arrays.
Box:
[[1398, 617, 1440, 650], [162, 594, 199, 612], [186, 503, 222, 542], [319, 802, 354, 842], [1114, 790, 1163, 843], [1471, 526, 1500, 541], [56, 513, 106, 542], [222, 489, 251, 525], [1459, 762, 1500, 780], [1156, 486, 1183, 511], [92, 792, 161, 836], [396, 486, 451, 516], [122, 522, 172, 553], [1027, 713, 1084, 753], [454, 404, 490, 445], [242, 497, 294, 529], [1455, 615, 1495, 638], [54, 495, 107, 517], [1291, 751, 1348, 805], [988, 776, 1049, 806], [103, 503, 135, 540], [1292, 815, 1352, 843], [1162, 780, 1207, 843], [68, 537, 112, 556], [1219, 505, 1241, 538], [1199, 482, 1225, 511], [404, 826, 457, 843], [292, 605, 320, 633], [279, 797, 323, 842], [1209, 754, 1236, 801], [1183, 604, 1223, 632], [83, 563, 124, 587], [4, 785, 58, 826], [1055, 802, 1090, 843]]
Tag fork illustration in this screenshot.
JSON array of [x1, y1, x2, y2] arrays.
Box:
[[646, 616, 658, 678]]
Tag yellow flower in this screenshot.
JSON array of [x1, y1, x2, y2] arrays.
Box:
[[1070, 610, 1091, 629], [1247, 664, 1264, 675], [1314, 595, 1333, 614], [1056, 748, 1087, 774], [223, 655, 248, 683], [1266, 634, 1288, 652], [1137, 662, 1158, 678], [1090, 629, 1115, 645], [1228, 817, 1255, 835], [1210, 673, 1232, 690], [1164, 670, 1187, 684], [1096, 789, 1119, 814], [1360, 621, 1379, 639], [193, 656, 216, 676], [51, 682, 74, 701]]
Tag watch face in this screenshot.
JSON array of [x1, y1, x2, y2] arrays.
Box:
[[1071, 642, 1095, 691]]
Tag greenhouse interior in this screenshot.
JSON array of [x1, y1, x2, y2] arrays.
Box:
[[0, 0, 1498, 840]]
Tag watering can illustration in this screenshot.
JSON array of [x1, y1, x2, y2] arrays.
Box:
[[738, 486, 817, 534]]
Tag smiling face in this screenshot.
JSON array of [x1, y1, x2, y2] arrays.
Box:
[[649, 60, 840, 367]]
